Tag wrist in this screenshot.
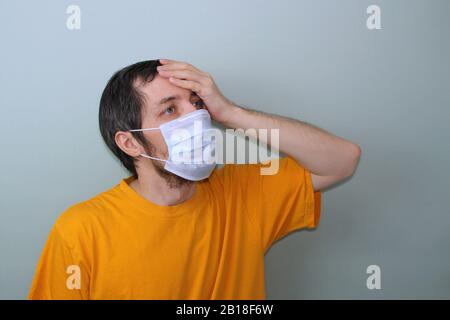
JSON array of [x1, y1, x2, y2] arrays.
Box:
[[220, 102, 245, 128]]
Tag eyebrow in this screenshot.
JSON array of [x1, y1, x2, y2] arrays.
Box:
[[157, 92, 198, 106], [158, 95, 179, 106]]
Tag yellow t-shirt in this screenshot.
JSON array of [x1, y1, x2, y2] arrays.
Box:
[[28, 157, 321, 300]]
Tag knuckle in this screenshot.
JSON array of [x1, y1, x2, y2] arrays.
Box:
[[204, 76, 213, 85]]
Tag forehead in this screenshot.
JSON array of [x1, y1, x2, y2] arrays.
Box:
[[134, 74, 191, 107]]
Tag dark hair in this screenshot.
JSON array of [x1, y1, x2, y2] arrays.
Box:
[[99, 59, 162, 176]]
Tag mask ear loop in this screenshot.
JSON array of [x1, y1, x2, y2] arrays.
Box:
[[129, 128, 160, 132], [128, 128, 167, 162], [139, 154, 167, 162]]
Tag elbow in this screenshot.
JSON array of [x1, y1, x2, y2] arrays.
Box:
[[342, 143, 362, 178]]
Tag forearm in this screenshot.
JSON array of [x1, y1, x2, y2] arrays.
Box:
[[222, 103, 361, 178]]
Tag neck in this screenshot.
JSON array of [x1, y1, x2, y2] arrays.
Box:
[[130, 167, 195, 206]]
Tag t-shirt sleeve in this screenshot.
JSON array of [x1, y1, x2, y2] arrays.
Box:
[[27, 222, 90, 300], [229, 156, 321, 252]]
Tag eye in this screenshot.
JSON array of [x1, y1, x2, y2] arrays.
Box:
[[163, 106, 175, 115], [193, 99, 205, 109]]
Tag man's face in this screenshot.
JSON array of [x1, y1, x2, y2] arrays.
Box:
[[134, 74, 205, 181]]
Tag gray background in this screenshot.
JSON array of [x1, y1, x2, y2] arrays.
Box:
[[1, 0, 449, 299]]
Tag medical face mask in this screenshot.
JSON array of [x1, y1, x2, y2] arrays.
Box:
[[129, 109, 217, 181]]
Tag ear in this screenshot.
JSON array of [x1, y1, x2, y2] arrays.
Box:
[[115, 131, 143, 157]]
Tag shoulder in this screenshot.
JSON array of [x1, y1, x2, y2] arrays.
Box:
[[53, 183, 121, 243]]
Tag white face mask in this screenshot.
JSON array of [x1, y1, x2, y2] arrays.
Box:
[[129, 109, 217, 181]]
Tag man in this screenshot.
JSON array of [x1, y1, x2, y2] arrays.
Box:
[[28, 59, 361, 299]]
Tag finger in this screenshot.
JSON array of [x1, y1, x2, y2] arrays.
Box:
[[168, 77, 202, 93], [159, 58, 177, 64], [158, 61, 207, 75], [158, 69, 207, 84], [158, 62, 191, 71]]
